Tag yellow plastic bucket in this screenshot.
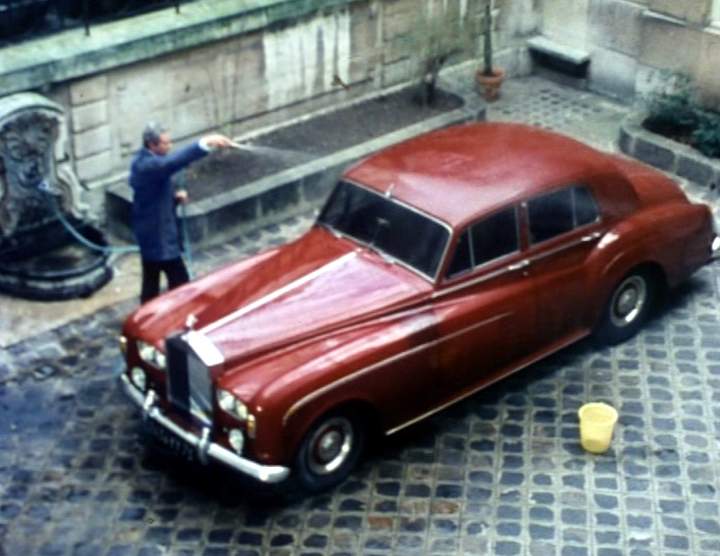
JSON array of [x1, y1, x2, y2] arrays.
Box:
[[578, 402, 618, 454]]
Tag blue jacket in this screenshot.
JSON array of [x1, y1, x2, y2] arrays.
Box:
[[129, 142, 207, 261]]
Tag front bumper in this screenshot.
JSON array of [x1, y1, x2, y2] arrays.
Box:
[[120, 374, 290, 484]]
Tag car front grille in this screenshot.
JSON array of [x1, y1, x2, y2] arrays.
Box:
[[165, 334, 213, 425]]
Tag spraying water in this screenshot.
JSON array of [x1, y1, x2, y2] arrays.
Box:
[[229, 141, 313, 163]]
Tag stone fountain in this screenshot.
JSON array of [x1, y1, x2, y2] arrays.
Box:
[[0, 93, 112, 300]]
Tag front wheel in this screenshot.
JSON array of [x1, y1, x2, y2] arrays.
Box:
[[293, 412, 365, 494], [594, 269, 656, 345]]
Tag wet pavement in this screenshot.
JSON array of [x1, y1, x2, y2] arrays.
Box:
[[2, 70, 720, 556]]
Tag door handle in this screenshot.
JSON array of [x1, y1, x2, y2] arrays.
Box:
[[507, 259, 530, 272], [581, 231, 602, 243]]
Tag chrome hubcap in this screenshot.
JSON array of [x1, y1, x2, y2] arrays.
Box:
[[610, 275, 647, 328], [307, 417, 353, 475]]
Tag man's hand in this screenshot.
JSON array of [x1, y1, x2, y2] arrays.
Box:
[[175, 189, 189, 204], [201, 134, 233, 149]]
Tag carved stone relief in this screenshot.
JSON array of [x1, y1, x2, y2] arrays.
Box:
[[0, 93, 87, 241], [0, 92, 111, 300]]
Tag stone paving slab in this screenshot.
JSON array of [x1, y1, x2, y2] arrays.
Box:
[[2, 71, 720, 556]]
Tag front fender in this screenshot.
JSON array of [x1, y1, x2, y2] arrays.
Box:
[[237, 308, 439, 466]]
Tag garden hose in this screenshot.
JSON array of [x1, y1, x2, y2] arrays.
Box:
[[38, 180, 195, 276]]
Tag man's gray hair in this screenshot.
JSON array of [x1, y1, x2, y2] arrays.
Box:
[[142, 122, 166, 147]]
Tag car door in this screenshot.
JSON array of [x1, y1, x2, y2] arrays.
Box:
[[523, 184, 604, 348], [431, 206, 537, 400]]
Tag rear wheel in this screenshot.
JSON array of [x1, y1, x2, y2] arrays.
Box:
[[594, 269, 656, 345], [293, 412, 365, 494]]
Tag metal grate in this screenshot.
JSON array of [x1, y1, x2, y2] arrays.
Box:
[[0, 0, 189, 46], [165, 334, 212, 425]]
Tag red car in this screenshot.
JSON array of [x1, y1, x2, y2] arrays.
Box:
[[120, 122, 719, 492]]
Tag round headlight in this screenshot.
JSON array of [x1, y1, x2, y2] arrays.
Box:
[[137, 341, 166, 370], [228, 429, 244, 454], [138, 342, 154, 362], [216, 389, 249, 421], [154, 351, 167, 369], [217, 389, 236, 412], [130, 367, 147, 392]]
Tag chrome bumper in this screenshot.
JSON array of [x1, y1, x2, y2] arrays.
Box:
[[713, 235, 720, 259], [120, 374, 290, 483]]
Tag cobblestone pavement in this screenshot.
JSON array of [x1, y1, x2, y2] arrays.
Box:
[[3, 74, 720, 556]]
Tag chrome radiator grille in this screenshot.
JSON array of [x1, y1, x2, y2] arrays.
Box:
[[165, 334, 213, 425]]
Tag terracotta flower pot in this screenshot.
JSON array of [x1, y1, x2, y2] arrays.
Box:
[[476, 68, 506, 102]]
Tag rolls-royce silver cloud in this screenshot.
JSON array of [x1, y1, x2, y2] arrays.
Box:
[[119, 122, 719, 493]]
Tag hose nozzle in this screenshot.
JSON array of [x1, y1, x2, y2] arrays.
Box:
[[38, 179, 62, 196]]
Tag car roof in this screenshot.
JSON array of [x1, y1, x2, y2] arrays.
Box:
[[344, 122, 619, 228]]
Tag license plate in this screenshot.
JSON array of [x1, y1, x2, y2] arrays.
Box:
[[146, 419, 197, 462]]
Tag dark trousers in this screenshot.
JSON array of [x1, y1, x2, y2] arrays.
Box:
[[140, 257, 190, 303]]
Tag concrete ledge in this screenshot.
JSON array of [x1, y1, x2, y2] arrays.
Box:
[[107, 88, 483, 247], [0, 0, 359, 97], [619, 112, 720, 190]]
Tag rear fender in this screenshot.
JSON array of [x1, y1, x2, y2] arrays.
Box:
[[585, 212, 675, 323]]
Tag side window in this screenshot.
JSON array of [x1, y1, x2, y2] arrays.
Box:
[[471, 207, 518, 265], [573, 185, 599, 226], [528, 185, 599, 244], [446, 230, 472, 277], [446, 207, 518, 279], [528, 188, 574, 244]]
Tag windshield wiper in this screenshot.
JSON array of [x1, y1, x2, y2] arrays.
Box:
[[365, 217, 397, 265]]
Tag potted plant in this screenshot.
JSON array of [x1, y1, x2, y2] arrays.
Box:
[[476, 2, 505, 101]]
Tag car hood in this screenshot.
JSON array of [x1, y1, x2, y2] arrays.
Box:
[[127, 227, 431, 364]]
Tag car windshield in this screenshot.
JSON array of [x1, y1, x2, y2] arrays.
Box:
[[318, 181, 450, 279]]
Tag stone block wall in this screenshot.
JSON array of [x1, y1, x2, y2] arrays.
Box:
[[536, 0, 720, 104], [0, 0, 527, 223]]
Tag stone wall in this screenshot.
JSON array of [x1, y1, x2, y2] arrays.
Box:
[[0, 0, 530, 224], [536, 0, 720, 104]]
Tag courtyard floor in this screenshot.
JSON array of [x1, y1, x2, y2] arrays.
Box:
[[1, 70, 720, 556]]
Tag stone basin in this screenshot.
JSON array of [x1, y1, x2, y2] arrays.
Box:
[[0, 218, 112, 300]]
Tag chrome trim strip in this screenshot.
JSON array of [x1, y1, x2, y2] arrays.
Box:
[[202, 252, 357, 335], [282, 312, 511, 425], [581, 231, 602, 243], [120, 374, 290, 484], [433, 264, 516, 299], [438, 312, 511, 343], [507, 259, 530, 272], [527, 231, 602, 264], [385, 331, 587, 435]]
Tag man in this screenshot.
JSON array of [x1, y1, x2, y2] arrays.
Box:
[[129, 122, 232, 303]]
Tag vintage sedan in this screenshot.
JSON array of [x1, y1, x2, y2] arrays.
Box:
[[120, 122, 719, 492]]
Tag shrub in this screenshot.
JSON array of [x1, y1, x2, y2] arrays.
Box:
[[693, 110, 720, 158], [643, 73, 698, 136], [643, 72, 720, 159]]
